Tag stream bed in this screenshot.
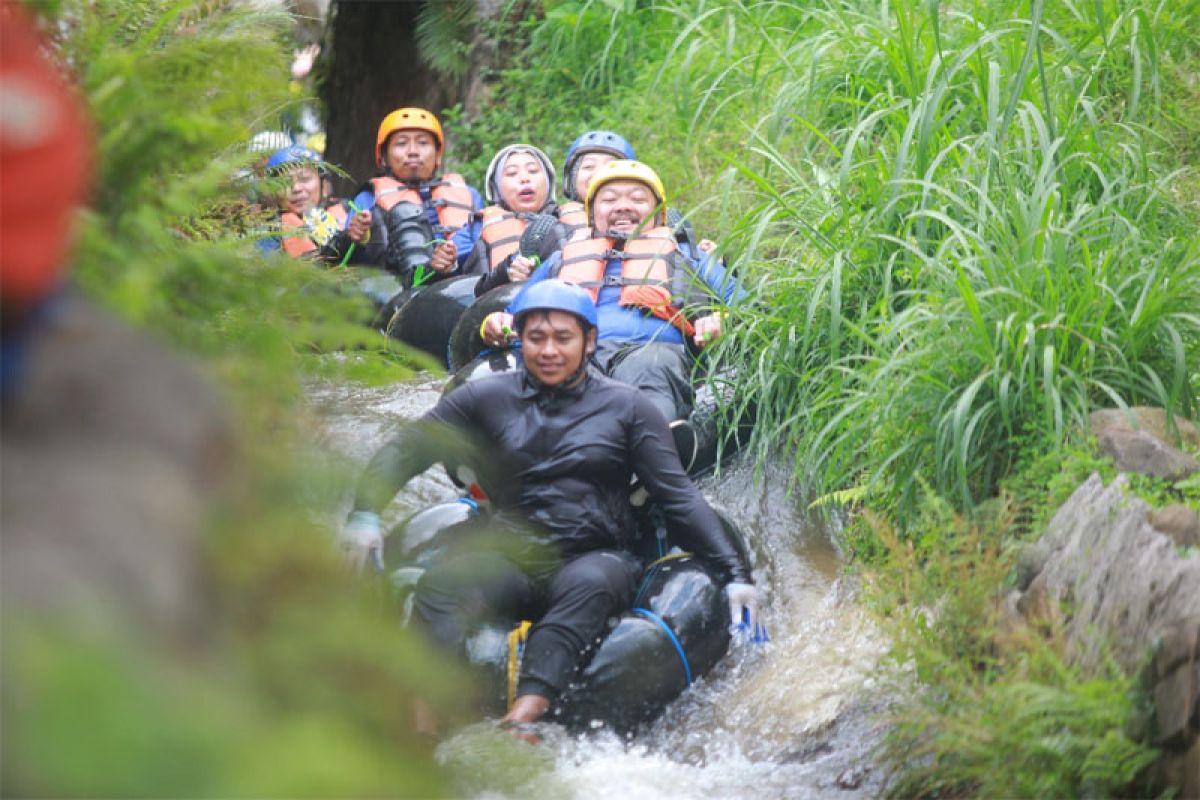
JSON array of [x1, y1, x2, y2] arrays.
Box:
[[308, 374, 892, 798]]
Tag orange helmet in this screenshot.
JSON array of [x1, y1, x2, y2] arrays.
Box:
[[0, 4, 92, 315], [375, 107, 443, 167]]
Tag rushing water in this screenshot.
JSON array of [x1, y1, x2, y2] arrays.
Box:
[[308, 375, 891, 799]]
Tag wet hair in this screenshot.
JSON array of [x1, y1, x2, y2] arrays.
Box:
[[514, 308, 591, 336]]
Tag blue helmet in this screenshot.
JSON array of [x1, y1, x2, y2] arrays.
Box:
[[511, 279, 598, 332], [561, 130, 635, 200], [265, 146, 322, 173]]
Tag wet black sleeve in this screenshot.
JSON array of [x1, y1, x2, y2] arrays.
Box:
[[473, 254, 513, 297], [626, 392, 751, 585], [320, 227, 385, 267], [337, 212, 387, 267], [351, 384, 483, 514], [317, 229, 351, 265], [460, 240, 486, 279]]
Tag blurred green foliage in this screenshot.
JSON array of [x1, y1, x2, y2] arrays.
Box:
[[54, 0, 419, 390], [9, 0, 1196, 793], [416, 0, 476, 81], [3, 1, 457, 796]]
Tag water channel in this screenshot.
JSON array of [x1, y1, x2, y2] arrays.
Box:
[[308, 373, 892, 798]]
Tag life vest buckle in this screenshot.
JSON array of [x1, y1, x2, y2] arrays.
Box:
[[602, 274, 625, 287]]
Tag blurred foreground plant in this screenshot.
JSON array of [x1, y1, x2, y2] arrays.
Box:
[[2, 2, 454, 796]]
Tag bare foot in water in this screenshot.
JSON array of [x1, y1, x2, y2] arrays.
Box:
[[500, 694, 550, 745]]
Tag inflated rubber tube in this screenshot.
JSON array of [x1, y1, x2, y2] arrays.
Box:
[[383, 500, 746, 734], [374, 285, 415, 333], [355, 270, 405, 312], [551, 555, 730, 732], [447, 283, 521, 372], [347, 271, 405, 331], [383, 498, 486, 627], [382, 274, 480, 367], [382, 497, 479, 568], [454, 555, 730, 733], [324, 267, 404, 329], [443, 349, 520, 398]]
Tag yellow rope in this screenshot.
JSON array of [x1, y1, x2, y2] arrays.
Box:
[[644, 551, 692, 569], [506, 620, 533, 711]]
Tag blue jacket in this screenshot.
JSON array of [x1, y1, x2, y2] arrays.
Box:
[[507, 240, 743, 345]]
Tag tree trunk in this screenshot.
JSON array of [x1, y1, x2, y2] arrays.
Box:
[[321, 0, 459, 197], [460, 0, 501, 117]]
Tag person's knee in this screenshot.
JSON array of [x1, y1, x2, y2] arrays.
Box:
[[413, 564, 469, 619], [557, 551, 640, 603], [414, 557, 473, 599], [646, 392, 680, 423], [610, 344, 693, 418], [414, 552, 517, 618]]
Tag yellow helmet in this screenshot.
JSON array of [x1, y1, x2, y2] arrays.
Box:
[[375, 107, 443, 167], [584, 159, 666, 223]]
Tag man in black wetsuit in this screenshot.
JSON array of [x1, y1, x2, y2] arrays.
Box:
[[340, 280, 760, 733]]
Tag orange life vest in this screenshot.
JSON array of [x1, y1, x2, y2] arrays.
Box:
[[280, 203, 347, 257], [479, 206, 528, 270], [369, 173, 474, 236], [557, 201, 588, 232], [555, 226, 697, 337]]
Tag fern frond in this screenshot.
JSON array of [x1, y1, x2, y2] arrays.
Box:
[[415, 0, 475, 80], [807, 485, 869, 511]]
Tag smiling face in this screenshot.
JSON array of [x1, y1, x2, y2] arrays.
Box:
[[572, 151, 617, 201], [518, 310, 595, 387], [280, 166, 321, 215], [383, 129, 440, 182], [591, 179, 660, 235], [498, 151, 549, 213]]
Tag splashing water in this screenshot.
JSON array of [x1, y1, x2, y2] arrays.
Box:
[[308, 378, 891, 798]]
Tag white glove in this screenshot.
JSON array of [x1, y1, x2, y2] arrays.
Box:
[[725, 582, 768, 643], [339, 510, 384, 573]]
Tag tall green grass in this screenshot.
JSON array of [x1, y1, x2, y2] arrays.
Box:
[[583, 0, 1200, 517], [516, 2, 1198, 792]]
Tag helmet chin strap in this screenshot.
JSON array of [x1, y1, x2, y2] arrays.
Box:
[[593, 228, 632, 246], [561, 349, 593, 387]]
